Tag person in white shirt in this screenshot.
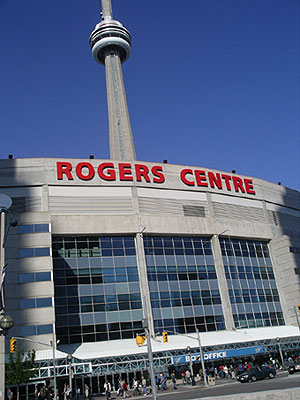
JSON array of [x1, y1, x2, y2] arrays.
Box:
[[224, 365, 229, 378], [104, 380, 111, 400]]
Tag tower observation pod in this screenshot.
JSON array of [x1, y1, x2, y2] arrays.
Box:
[[89, 0, 136, 161]]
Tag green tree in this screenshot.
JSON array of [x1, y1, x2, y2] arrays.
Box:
[[6, 350, 36, 400]]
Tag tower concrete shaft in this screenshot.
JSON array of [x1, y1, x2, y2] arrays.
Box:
[[90, 0, 136, 161], [105, 54, 136, 161]]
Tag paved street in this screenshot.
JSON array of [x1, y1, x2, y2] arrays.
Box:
[[93, 372, 300, 399]]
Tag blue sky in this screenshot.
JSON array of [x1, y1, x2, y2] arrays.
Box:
[[0, 0, 299, 190]]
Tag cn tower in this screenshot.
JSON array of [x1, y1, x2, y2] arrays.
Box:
[[90, 0, 136, 161]]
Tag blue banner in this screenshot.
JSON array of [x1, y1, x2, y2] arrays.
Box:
[[172, 346, 264, 365]]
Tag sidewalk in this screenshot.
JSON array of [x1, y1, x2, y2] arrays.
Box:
[[91, 371, 288, 399], [92, 377, 239, 399]]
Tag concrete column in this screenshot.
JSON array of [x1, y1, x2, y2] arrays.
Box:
[[135, 233, 154, 336], [211, 235, 235, 331], [105, 54, 136, 161], [41, 185, 49, 212]]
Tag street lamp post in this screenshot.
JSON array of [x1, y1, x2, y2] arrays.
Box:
[[186, 346, 196, 386], [196, 328, 208, 387], [67, 354, 72, 397], [276, 337, 284, 368], [50, 335, 58, 400], [0, 315, 14, 398], [142, 318, 157, 400], [0, 195, 17, 399]]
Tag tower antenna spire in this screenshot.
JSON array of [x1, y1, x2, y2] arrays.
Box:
[[101, 0, 113, 19], [90, 0, 136, 161]]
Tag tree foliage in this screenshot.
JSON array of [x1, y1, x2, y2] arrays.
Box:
[[6, 350, 36, 386]]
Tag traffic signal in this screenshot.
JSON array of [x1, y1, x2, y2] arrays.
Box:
[[298, 304, 300, 312], [10, 338, 17, 353], [162, 331, 168, 343], [136, 335, 146, 346]]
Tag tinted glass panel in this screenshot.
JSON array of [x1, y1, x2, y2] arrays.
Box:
[[19, 299, 35, 309], [52, 235, 142, 345], [144, 235, 225, 335], [220, 238, 285, 329], [20, 326, 36, 336], [19, 273, 34, 283], [36, 298, 52, 308]]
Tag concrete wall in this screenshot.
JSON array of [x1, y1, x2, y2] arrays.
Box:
[[1, 157, 299, 351]]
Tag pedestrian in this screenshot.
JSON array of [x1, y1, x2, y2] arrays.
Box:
[[224, 365, 229, 379], [132, 378, 139, 397], [104, 380, 111, 400], [121, 381, 129, 398], [84, 384, 89, 400], [160, 374, 168, 391], [46, 386, 54, 400], [38, 386, 46, 400], [181, 371, 186, 385], [141, 376, 147, 396], [76, 388, 81, 400], [116, 379, 123, 397], [171, 373, 177, 390], [63, 384, 71, 400], [7, 389, 13, 400], [155, 376, 160, 390], [229, 365, 236, 380], [185, 370, 191, 384]]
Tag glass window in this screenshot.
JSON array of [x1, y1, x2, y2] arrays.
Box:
[[19, 299, 35, 309], [34, 224, 50, 233], [36, 298, 52, 308], [36, 272, 51, 282], [18, 225, 34, 234], [19, 247, 50, 258], [144, 235, 225, 335], [52, 235, 142, 345], [35, 248, 50, 257], [20, 326, 36, 336], [19, 249, 34, 258], [37, 324, 53, 335], [18, 224, 50, 234], [220, 237, 285, 329], [19, 273, 34, 283]]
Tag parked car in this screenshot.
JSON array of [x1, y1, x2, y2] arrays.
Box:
[[288, 364, 300, 374], [237, 366, 276, 383]]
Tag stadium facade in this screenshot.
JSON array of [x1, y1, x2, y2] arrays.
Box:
[[1, 0, 300, 394]]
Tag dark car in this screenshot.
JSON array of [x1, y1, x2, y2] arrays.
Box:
[[288, 364, 300, 374], [237, 366, 276, 383]]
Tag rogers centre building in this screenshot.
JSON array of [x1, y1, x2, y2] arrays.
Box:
[[1, 0, 300, 394]]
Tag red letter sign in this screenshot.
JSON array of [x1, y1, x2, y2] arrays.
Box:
[[57, 162, 73, 180], [75, 162, 95, 180], [181, 169, 195, 186]]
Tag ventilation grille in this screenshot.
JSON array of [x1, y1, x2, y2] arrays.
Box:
[[269, 210, 279, 226], [267, 210, 300, 229], [183, 205, 206, 217], [11, 197, 42, 212], [49, 196, 133, 214], [138, 197, 208, 217], [212, 202, 265, 223]]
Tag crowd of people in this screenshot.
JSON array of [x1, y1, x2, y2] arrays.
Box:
[[6, 353, 299, 399]]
